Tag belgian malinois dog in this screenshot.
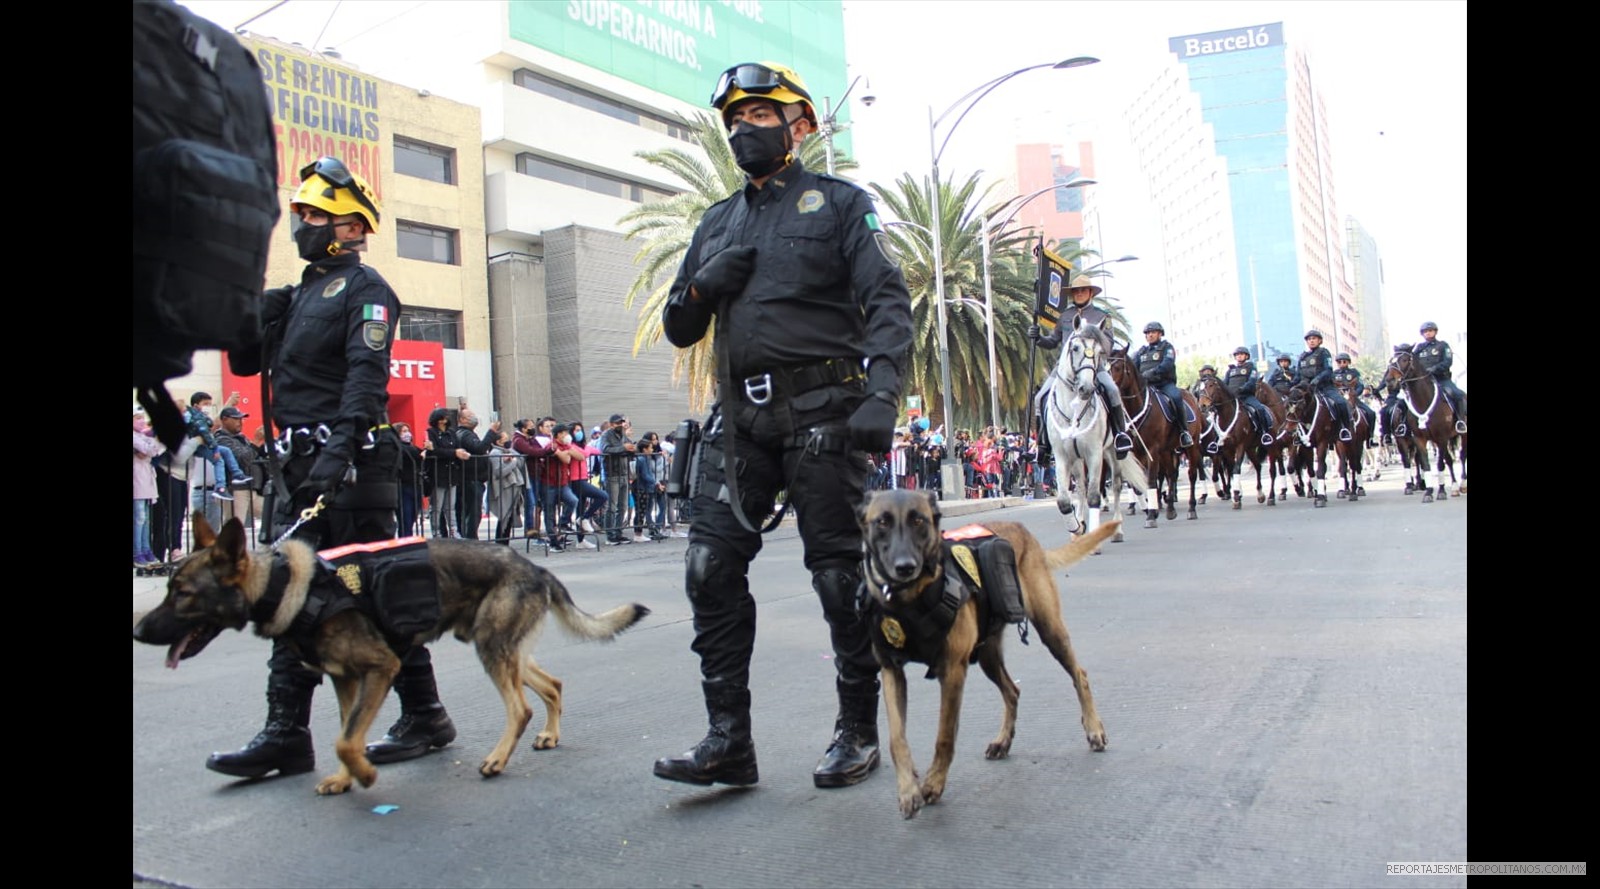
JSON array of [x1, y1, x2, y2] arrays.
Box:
[[133, 515, 649, 796], [858, 489, 1118, 819]]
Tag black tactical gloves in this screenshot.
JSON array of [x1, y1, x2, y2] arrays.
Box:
[[691, 245, 757, 304], [297, 451, 354, 499], [848, 390, 898, 453]]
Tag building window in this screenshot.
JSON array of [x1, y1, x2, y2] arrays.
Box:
[[515, 153, 675, 204], [394, 136, 454, 184], [399, 308, 461, 350], [397, 220, 458, 265], [512, 68, 694, 143]]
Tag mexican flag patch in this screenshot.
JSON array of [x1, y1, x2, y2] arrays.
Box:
[[362, 304, 388, 323]]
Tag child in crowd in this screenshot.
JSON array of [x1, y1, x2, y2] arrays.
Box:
[[184, 391, 252, 499]]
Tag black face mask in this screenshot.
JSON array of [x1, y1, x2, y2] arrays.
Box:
[[728, 122, 792, 178], [294, 221, 339, 261]]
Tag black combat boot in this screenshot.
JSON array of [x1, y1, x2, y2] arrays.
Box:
[[1099, 380, 1133, 459], [366, 660, 456, 764], [206, 684, 316, 778], [812, 678, 880, 788], [654, 681, 758, 786]]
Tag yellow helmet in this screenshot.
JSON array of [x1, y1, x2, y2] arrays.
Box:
[[291, 157, 381, 233], [710, 61, 817, 129]]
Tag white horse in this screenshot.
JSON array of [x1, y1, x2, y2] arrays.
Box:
[[1045, 324, 1145, 551]]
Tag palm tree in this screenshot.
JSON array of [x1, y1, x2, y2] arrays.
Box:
[[618, 110, 856, 411], [870, 172, 1044, 433]]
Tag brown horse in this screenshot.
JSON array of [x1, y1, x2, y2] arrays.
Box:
[[1334, 387, 1372, 502], [1106, 348, 1203, 527], [1195, 376, 1290, 508], [1383, 350, 1466, 502], [1282, 383, 1341, 507]]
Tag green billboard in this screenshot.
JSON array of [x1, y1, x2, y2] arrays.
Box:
[[510, 1, 850, 137]]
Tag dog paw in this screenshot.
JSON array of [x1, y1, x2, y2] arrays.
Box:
[[918, 778, 946, 806], [984, 740, 1012, 760], [898, 790, 926, 820], [1085, 725, 1108, 751], [531, 732, 559, 750], [315, 774, 354, 795], [480, 755, 507, 778]]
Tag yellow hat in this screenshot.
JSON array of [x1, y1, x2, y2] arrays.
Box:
[[710, 62, 817, 128], [291, 157, 381, 233]]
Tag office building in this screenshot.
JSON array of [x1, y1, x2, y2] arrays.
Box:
[[1122, 21, 1362, 364]]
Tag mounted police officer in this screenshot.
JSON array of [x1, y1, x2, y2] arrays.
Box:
[[211, 157, 455, 779], [1296, 328, 1353, 441], [1267, 352, 1296, 396], [1331, 352, 1377, 444], [1132, 321, 1193, 448], [1224, 346, 1275, 447], [1381, 342, 1412, 440], [653, 62, 913, 791], [1031, 273, 1132, 459], [1412, 322, 1467, 433]]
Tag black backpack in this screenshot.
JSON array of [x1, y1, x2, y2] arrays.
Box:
[[133, 0, 280, 449]]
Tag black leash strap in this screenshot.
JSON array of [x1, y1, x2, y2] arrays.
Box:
[[714, 293, 787, 535]]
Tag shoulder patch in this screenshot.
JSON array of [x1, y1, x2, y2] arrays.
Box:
[[864, 211, 883, 231], [798, 189, 826, 214], [362, 321, 389, 351], [322, 277, 348, 299]]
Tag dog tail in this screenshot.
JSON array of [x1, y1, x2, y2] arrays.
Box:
[[548, 578, 651, 642], [1042, 520, 1122, 572]]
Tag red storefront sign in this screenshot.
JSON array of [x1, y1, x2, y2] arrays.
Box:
[[222, 339, 447, 438]]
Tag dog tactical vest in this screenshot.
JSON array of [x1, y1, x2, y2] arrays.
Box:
[[251, 538, 440, 663], [866, 525, 1029, 678]]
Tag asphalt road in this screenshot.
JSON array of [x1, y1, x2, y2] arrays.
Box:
[[133, 465, 1467, 888]]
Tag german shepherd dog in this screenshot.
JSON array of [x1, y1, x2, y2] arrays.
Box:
[[133, 515, 649, 796], [858, 489, 1118, 819]]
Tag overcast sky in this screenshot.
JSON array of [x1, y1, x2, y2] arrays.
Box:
[[177, 0, 1467, 346]]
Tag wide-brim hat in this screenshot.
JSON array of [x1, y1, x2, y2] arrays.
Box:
[[1067, 274, 1102, 297]]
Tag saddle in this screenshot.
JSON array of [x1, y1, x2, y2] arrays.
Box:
[[865, 525, 1028, 679], [1153, 390, 1193, 427]]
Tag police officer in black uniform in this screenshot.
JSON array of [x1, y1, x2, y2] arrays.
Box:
[[1380, 342, 1411, 440], [1331, 352, 1377, 443], [1132, 321, 1193, 447], [211, 157, 455, 778], [1296, 328, 1353, 441], [1224, 346, 1275, 446], [1413, 321, 1467, 433], [1267, 352, 1296, 396], [653, 62, 913, 790], [1031, 274, 1133, 459]]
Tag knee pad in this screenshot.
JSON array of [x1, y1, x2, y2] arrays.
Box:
[[685, 541, 747, 610], [812, 564, 863, 622]]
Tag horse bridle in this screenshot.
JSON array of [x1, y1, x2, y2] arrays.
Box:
[[1047, 334, 1102, 429]]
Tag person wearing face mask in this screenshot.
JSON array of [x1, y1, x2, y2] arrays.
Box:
[[217, 156, 456, 780], [655, 62, 913, 792], [394, 422, 424, 537]]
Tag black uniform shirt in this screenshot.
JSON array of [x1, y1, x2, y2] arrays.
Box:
[[1413, 339, 1453, 379], [1332, 366, 1363, 392], [662, 158, 912, 393], [1133, 339, 1177, 386], [1297, 345, 1335, 389], [266, 253, 401, 453], [1223, 363, 1259, 398], [1267, 365, 1296, 393]]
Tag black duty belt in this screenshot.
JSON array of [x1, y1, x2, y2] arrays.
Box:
[[274, 423, 393, 457], [739, 358, 866, 405]]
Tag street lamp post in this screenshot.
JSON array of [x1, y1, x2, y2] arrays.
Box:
[[820, 75, 870, 176], [977, 179, 1097, 431], [928, 57, 1099, 437]]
